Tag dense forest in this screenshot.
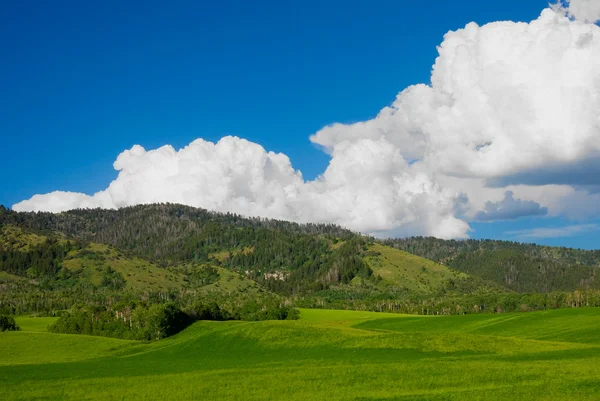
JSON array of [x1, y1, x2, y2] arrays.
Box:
[[2, 203, 600, 339]]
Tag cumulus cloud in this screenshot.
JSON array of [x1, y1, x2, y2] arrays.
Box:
[[311, 8, 600, 184], [13, 5, 600, 239], [473, 191, 548, 222], [14, 137, 468, 239], [506, 223, 599, 239], [565, 0, 600, 23]]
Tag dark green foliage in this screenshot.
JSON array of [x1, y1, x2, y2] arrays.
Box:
[[447, 249, 599, 292], [49, 303, 192, 341], [100, 267, 126, 290], [234, 299, 298, 321], [298, 288, 600, 316], [385, 237, 600, 293], [185, 298, 298, 322], [0, 315, 20, 331], [0, 204, 354, 261], [49, 298, 299, 340], [0, 237, 77, 279], [188, 265, 220, 287], [385, 237, 600, 266], [186, 301, 225, 321]]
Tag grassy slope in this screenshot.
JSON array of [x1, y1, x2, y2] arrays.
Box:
[[2, 317, 138, 366], [3, 308, 600, 400], [0, 225, 47, 250], [62, 242, 185, 291], [364, 243, 495, 294], [357, 307, 600, 344], [198, 265, 262, 295], [1, 225, 264, 294]]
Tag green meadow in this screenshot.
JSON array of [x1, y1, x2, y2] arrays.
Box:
[[2, 308, 600, 400]]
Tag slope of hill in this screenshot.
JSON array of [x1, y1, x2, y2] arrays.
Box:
[[0, 204, 503, 297], [0, 204, 354, 262], [385, 237, 600, 293], [0, 204, 373, 295], [0, 223, 275, 318], [364, 243, 500, 295], [3, 308, 600, 400], [3, 202, 600, 318], [385, 237, 600, 266], [61, 242, 185, 292], [356, 307, 600, 345]]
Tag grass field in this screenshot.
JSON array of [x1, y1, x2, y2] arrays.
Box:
[[3, 308, 600, 400]]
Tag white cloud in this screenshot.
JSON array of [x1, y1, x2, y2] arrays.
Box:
[[13, 5, 600, 239], [565, 0, 600, 23], [13, 137, 467, 239], [311, 8, 600, 183], [506, 224, 599, 239]]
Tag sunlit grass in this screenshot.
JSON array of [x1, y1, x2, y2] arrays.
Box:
[[365, 243, 467, 293], [3, 308, 600, 400]]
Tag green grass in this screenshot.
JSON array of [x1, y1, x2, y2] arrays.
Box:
[[14, 316, 58, 332], [365, 243, 470, 294], [299, 308, 417, 325], [62, 243, 185, 291], [356, 307, 600, 344], [2, 316, 137, 366], [199, 266, 261, 294], [0, 225, 48, 251], [3, 308, 600, 400]]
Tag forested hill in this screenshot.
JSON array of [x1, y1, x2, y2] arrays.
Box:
[[384, 237, 600, 293], [0, 204, 371, 295], [0, 204, 354, 261], [384, 237, 600, 266], [2, 203, 600, 296]]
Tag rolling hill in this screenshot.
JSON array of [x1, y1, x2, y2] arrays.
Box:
[[3, 308, 600, 400], [386, 237, 600, 293], [3, 203, 600, 320]]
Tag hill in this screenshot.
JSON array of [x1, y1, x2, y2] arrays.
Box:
[[2, 308, 600, 400], [1, 204, 499, 301], [364, 243, 503, 295], [0, 204, 372, 295], [0, 224, 271, 316], [385, 237, 600, 293], [4, 203, 600, 319]]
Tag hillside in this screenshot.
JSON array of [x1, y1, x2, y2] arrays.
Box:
[[385, 237, 600, 293], [364, 243, 501, 295], [4, 203, 600, 318], [0, 224, 272, 316], [0, 204, 372, 295], [4, 204, 599, 297]]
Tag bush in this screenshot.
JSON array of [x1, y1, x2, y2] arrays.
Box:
[[49, 303, 191, 341], [186, 302, 226, 321], [0, 315, 20, 332]]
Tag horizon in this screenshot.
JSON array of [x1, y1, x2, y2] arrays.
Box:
[[2, 0, 600, 249]]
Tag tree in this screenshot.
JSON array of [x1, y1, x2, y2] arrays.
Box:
[[0, 315, 20, 331]]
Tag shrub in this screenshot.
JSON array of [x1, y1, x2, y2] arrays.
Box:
[[0, 315, 20, 332]]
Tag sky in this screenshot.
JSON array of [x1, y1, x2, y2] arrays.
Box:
[[2, 0, 600, 249]]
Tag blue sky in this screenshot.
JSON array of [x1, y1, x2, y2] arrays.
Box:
[[2, 0, 599, 249]]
